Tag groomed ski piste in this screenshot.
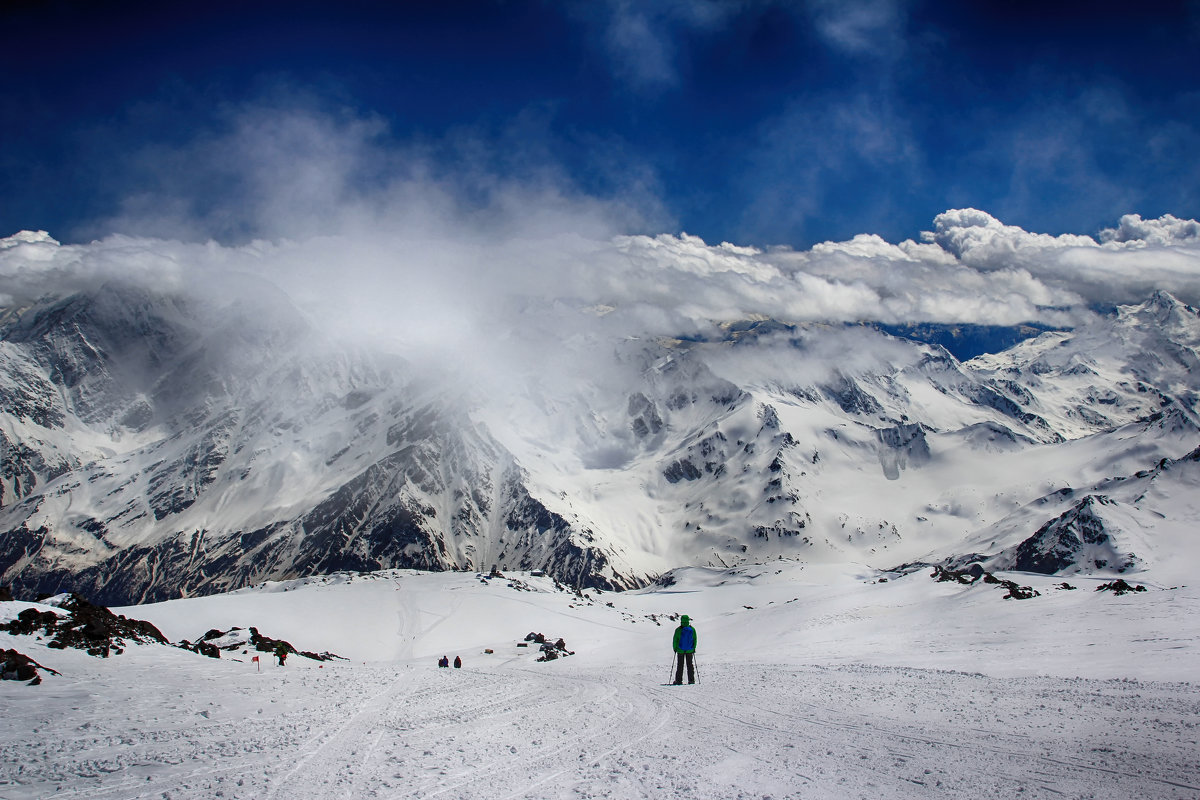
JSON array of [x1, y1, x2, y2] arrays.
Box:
[[2, 562, 1198, 800]]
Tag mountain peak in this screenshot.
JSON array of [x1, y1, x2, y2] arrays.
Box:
[[1122, 290, 1200, 345], [1147, 288, 1187, 311]]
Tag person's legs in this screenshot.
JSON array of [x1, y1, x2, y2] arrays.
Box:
[[684, 652, 695, 684], [674, 655, 684, 684]]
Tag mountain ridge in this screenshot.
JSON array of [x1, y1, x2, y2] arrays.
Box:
[[2, 248, 1199, 602]]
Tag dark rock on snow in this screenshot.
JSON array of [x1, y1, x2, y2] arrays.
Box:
[[1095, 579, 1147, 596], [525, 631, 573, 661], [930, 565, 1039, 600], [182, 625, 345, 662], [0, 594, 167, 657], [1, 648, 60, 685], [1012, 495, 1135, 574]]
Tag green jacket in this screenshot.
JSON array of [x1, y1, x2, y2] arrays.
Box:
[[672, 615, 697, 654]]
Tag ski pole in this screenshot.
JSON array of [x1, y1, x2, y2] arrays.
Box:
[[668, 652, 677, 684], [693, 654, 699, 684]]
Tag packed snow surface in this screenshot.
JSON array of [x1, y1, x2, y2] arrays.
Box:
[[2, 564, 1198, 799]]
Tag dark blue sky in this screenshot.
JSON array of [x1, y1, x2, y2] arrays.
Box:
[[2, 0, 1197, 247]]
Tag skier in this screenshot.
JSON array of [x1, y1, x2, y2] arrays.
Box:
[[672, 614, 697, 685], [275, 642, 288, 667], [453, 656, 462, 669], [438, 655, 449, 668]]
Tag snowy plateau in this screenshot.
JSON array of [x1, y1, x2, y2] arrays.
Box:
[[1, 224, 1199, 798], [1, 567, 1198, 799]]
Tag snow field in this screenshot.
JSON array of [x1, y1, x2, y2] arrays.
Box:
[[2, 565, 1198, 799]]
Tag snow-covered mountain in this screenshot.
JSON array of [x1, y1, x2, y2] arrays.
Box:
[[2, 229, 1199, 604], [0, 278, 628, 602]]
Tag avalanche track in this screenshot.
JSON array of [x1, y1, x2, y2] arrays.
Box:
[[2, 648, 1197, 800]]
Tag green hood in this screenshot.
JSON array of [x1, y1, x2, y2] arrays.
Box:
[[680, 615, 690, 626]]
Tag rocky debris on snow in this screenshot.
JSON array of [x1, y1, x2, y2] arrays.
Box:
[[524, 631, 574, 662], [932, 564, 986, 584], [930, 565, 1040, 600], [189, 638, 222, 659], [984, 573, 1040, 600], [181, 626, 345, 662], [475, 573, 552, 594], [0, 594, 167, 656], [1, 648, 59, 685], [882, 561, 935, 577], [1095, 579, 1148, 596]]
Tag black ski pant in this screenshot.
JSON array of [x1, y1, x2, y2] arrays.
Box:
[[674, 651, 695, 684]]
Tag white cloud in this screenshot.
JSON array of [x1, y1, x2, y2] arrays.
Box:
[[1100, 213, 1200, 246], [6, 202, 1200, 437], [8, 205, 1200, 356], [582, 0, 750, 93], [924, 208, 1200, 307], [925, 208, 1099, 264], [5, 101, 1199, 389], [736, 90, 924, 244], [805, 0, 908, 58]]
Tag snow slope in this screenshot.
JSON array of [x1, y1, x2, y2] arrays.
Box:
[[2, 564, 1198, 799]]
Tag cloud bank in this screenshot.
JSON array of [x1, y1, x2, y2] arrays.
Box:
[[5, 205, 1200, 350], [3, 102, 1199, 382]]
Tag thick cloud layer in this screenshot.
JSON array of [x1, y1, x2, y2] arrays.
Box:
[[4, 202, 1199, 438], [7, 100, 1192, 346], [4, 207, 1200, 349]]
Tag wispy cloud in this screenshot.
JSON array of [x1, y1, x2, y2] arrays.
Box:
[[804, 0, 909, 58], [735, 90, 925, 244], [581, 0, 911, 94], [79, 96, 662, 247], [582, 0, 738, 93]]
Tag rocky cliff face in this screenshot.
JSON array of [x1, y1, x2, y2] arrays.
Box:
[[1008, 495, 1134, 574]]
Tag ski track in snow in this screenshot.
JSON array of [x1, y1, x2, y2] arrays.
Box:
[[3, 653, 1198, 800]]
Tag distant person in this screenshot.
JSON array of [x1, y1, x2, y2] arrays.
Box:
[[453, 656, 462, 669], [275, 642, 288, 667], [672, 615, 697, 685], [438, 655, 449, 668]]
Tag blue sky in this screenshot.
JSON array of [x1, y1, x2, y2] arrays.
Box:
[[2, 0, 1198, 247]]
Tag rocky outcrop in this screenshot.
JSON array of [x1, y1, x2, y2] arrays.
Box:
[[1, 648, 59, 685], [875, 423, 931, 480], [184, 626, 344, 662], [0, 594, 167, 656], [1011, 495, 1136, 575]]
